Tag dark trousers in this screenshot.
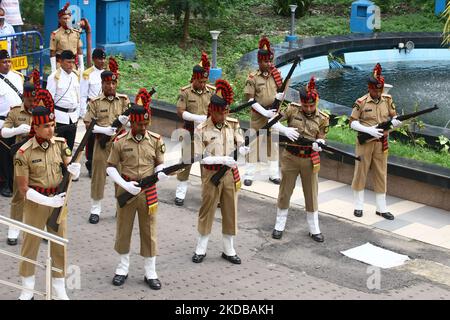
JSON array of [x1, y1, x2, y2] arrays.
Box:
[[0, 137, 15, 191], [56, 120, 78, 151]]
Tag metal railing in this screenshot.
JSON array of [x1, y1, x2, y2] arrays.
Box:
[[0, 215, 68, 300]]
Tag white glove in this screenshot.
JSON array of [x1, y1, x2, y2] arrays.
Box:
[[182, 111, 207, 123], [239, 146, 250, 156], [222, 156, 237, 167], [272, 122, 299, 141], [201, 156, 236, 167], [155, 164, 170, 182], [106, 167, 141, 195], [26, 189, 65, 208], [92, 125, 117, 136], [312, 141, 323, 152], [275, 92, 285, 101], [67, 163, 81, 180], [350, 121, 383, 139], [391, 116, 402, 128], [50, 56, 57, 73], [250, 99, 277, 119], [78, 54, 85, 72], [118, 115, 129, 125], [2, 124, 31, 138]]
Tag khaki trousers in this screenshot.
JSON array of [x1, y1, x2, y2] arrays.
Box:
[[197, 167, 238, 236], [351, 140, 388, 193], [114, 189, 158, 257], [20, 200, 66, 278], [91, 139, 112, 200], [10, 170, 24, 222], [277, 150, 318, 212]]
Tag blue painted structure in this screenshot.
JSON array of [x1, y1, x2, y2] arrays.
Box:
[[96, 0, 136, 59], [209, 68, 222, 83], [44, 0, 97, 53], [435, 0, 448, 16], [350, 0, 375, 33]]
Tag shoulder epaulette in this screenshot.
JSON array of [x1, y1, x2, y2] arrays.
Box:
[[198, 121, 208, 129], [181, 85, 191, 91], [115, 131, 128, 141], [148, 131, 161, 140], [382, 93, 392, 99], [319, 110, 330, 118], [54, 68, 61, 81], [54, 137, 66, 143], [356, 94, 369, 104], [290, 102, 301, 108], [206, 84, 216, 91], [18, 139, 33, 153], [72, 69, 80, 78], [90, 95, 101, 103], [82, 66, 95, 80], [117, 93, 129, 99], [247, 71, 257, 80], [12, 70, 24, 80], [10, 105, 21, 110], [226, 117, 238, 123]]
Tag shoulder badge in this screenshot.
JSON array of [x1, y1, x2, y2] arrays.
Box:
[[82, 66, 94, 80], [64, 147, 72, 157], [160, 143, 166, 154], [149, 131, 161, 140]]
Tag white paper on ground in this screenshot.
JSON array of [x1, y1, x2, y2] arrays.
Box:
[[341, 242, 410, 269]]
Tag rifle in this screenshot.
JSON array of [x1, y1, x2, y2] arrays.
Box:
[[270, 55, 302, 112], [209, 115, 282, 187], [279, 135, 361, 162], [117, 158, 196, 208], [9, 123, 77, 156], [98, 87, 156, 149], [357, 105, 439, 145], [46, 120, 97, 232]]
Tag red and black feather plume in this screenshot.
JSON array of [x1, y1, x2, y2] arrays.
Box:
[[135, 88, 152, 111], [30, 69, 41, 90], [109, 57, 119, 76], [200, 51, 210, 73], [34, 89, 55, 113], [258, 36, 271, 51], [215, 79, 234, 105]]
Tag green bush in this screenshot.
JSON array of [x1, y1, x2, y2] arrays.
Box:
[[273, 0, 314, 17]]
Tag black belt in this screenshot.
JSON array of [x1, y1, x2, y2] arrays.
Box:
[[0, 116, 6, 120], [55, 105, 77, 113]]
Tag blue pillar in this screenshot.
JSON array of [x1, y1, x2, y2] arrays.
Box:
[[96, 0, 136, 59], [435, 0, 447, 16], [350, 0, 376, 33], [209, 31, 222, 83]]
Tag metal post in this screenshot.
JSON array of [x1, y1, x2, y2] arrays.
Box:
[[46, 246, 52, 300], [286, 5, 298, 42], [209, 30, 222, 83]]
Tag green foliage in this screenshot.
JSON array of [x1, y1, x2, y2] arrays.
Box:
[[21, 0, 44, 26], [273, 0, 314, 17], [437, 135, 450, 153]]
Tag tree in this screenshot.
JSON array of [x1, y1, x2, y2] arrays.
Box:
[[158, 0, 233, 48], [444, 2, 450, 46]]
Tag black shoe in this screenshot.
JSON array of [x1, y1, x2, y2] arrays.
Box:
[[112, 274, 127, 286], [376, 211, 395, 220], [192, 253, 206, 263], [88, 170, 92, 178], [354, 209, 363, 217], [244, 179, 253, 186], [0, 187, 12, 197], [72, 177, 79, 182], [272, 229, 283, 240], [309, 233, 324, 242], [7, 238, 17, 246], [89, 214, 99, 224], [144, 277, 161, 290], [269, 178, 280, 185], [174, 197, 184, 206], [221, 253, 241, 264]]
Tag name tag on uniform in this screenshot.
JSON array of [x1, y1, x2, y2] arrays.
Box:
[[124, 148, 133, 152], [294, 117, 303, 121], [100, 109, 108, 113], [18, 118, 27, 121], [32, 159, 42, 163], [364, 109, 373, 112], [188, 99, 196, 102]]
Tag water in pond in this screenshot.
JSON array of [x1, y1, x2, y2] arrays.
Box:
[[292, 61, 450, 127]]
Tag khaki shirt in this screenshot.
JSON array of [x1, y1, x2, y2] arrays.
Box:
[[108, 130, 165, 180], [84, 93, 130, 127], [244, 70, 279, 130], [50, 27, 82, 55], [3, 104, 32, 143], [177, 83, 215, 117], [350, 93, 397, 127], [281, 103, 330, 140], [14, 136, 70, 188], [194, 117, 244, 157]]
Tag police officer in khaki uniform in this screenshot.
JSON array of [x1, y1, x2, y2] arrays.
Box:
[[49, 2, 84, 73], [80, 48, 106, 177], [243, 36, 285, 186], [84, 70, 130, 224], [270, 77, 329, 242], [174, 51, 214, 206], [192, 79, 247, 265], [106, 88, 168, 290], [350, 63, 402, 220], [1, 81, 35, 245], [14, 89, 81, 300]]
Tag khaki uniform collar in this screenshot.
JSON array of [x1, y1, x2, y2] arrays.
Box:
[[190, 83, 210, 95], [100, 93, 119, 101], [206, 117, 230, 130], [367, 94, 384, 104], [32, 136, 56, 149], [126, 130, 150, 142]]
